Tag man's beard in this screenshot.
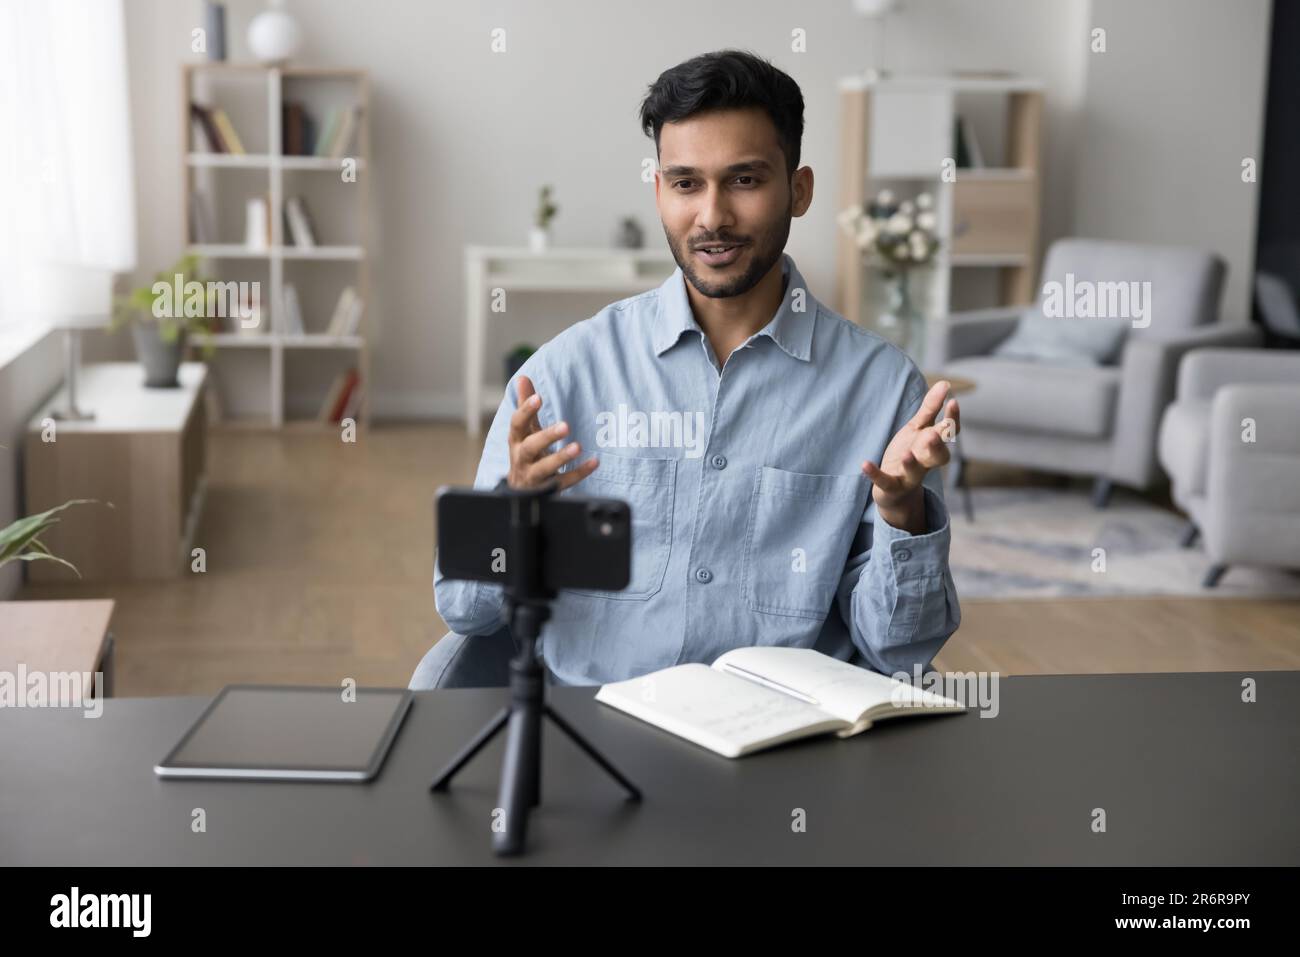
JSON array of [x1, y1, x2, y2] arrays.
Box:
[[666, 196, 792, 300]]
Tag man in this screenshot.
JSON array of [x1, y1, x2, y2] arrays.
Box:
[[416, 49, 960, 689]]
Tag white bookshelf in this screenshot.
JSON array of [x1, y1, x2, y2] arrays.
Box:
[[187, 243, 364, 261], [835, 72, 1044, 331], [182, 63, 372, 428], [463, 246, 678, 436], [187, 152, 368, 171]]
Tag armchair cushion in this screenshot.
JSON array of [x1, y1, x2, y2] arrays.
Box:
[[925, 306, 1023, 366], [944, 356, 1121, 438], [991, 313, 1130, 366]]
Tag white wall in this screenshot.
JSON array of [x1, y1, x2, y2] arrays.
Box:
[[1073, 0, 1271, 323], [117, 0, 1267, 417]]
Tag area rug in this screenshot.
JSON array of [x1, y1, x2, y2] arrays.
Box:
[[948, 486, 1300, 600]]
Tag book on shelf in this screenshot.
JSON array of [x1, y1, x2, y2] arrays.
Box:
[[595, 646, 965, 758], [318, 368, 360, 422], [282, 102, 323, 156], [312, 105, 361, 159], [210, 282, 262, 335], [281, 283, 305, 337], [209, 107, 246, 155], [957, 115, 984, 168], [284, 195, 318, 247], [340, 379, 364, 421], [332, 370, 361, 422], [189, 189, 216, 244], [953, 117, 971, 169], [189, 103, 225, 152], [313, 109, 340, 158], [245, 195, 270, 249], [340, 295, 363, 336], [282, 101, 306, 156], [326, 286, 363, 337], [304, 111, 317, 156], [326, 286, 356, 335], [328, 106, 359, 158]]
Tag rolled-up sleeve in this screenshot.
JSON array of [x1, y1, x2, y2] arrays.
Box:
[[836, 383, 962, 676]]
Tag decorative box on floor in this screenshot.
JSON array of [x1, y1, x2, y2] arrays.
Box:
[[24, 362, 208, 582]]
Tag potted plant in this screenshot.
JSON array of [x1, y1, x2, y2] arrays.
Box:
[[111, 253, 217, 387], [530, 185, 559, 252], [613, 215, 644, 249], [837, 190, 941, 361], [0, 500, 98, 578], [504, 343, 535, 384]]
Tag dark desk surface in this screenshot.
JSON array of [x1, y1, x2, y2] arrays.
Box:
[[2, 672, 1296, 865]]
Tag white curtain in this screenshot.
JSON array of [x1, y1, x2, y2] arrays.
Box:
[[0, 0, 136, 327]]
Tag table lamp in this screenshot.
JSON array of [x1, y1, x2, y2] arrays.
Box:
[[33, 263, 114, 422]]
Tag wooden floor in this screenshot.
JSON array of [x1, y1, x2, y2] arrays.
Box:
[[20, 424, 1300, 697]]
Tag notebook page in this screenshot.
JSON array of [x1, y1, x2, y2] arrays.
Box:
[[713, 647, 958, 724], [595, 663, 844, 757]]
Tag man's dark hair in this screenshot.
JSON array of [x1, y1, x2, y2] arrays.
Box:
[[639, 49, 805, 178]]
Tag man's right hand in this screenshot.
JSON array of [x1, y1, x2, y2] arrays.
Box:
[[506, 375, 600, 490]]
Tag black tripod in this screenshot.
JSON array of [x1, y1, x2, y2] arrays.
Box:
[[429, 484, 641, 856]]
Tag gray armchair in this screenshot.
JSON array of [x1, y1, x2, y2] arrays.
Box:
[[927, 239, 1261, 505], [1157, 348, 1300, 586]]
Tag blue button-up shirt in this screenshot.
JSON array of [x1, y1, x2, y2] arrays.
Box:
[[435, 252, 960, 686]]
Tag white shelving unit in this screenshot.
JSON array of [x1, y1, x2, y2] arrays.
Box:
[[463, 246, 678, 436], [835, 73, 1044, 333], [182, 63, 372, 428]]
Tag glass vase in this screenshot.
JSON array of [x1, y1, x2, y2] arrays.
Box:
[[872, 270, 926, 364]]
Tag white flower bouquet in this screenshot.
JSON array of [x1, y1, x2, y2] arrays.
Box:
[[837, 189, 941, 275]]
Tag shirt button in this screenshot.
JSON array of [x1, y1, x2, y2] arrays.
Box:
[[896, 548, 912, 562], [695, 567, 713, 583], [710, 454, 727, 470]]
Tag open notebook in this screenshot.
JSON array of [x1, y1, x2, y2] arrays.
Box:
[[595, 647, 965, 758]]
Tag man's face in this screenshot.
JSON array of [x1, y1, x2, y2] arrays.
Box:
[[655, 107, 812, 299]]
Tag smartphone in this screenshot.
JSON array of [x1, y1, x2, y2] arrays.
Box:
[[435, 486, 632, 593]]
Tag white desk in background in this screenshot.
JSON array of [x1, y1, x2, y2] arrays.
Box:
[[463, 246, 676, 438]]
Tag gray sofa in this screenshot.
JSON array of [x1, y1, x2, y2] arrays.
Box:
[[927, 239, 1261, 505], [1157, 348, 1300, 586]]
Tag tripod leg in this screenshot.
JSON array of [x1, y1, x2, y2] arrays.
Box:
[[529, 715, 542, 808], [544, 705, 642, 801], [429, 706, 509, 791], [494, 703, 540, 856]]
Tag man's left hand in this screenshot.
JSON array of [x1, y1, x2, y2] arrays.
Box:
[[862, 380, 961, 535]]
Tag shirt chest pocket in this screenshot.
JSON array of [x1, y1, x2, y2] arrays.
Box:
[[565, 451, 677, 601], [742, 465, 870, 620]]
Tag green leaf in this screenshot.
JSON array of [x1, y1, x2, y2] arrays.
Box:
[[0, 516, 60, 559], [0, 499, 97, 571], [9, 547, 82, 578]]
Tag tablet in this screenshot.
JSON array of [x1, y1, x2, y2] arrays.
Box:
[[155, 685, 413, 782]]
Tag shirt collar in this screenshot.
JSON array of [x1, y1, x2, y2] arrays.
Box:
[[652, 252, 815, 361]]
